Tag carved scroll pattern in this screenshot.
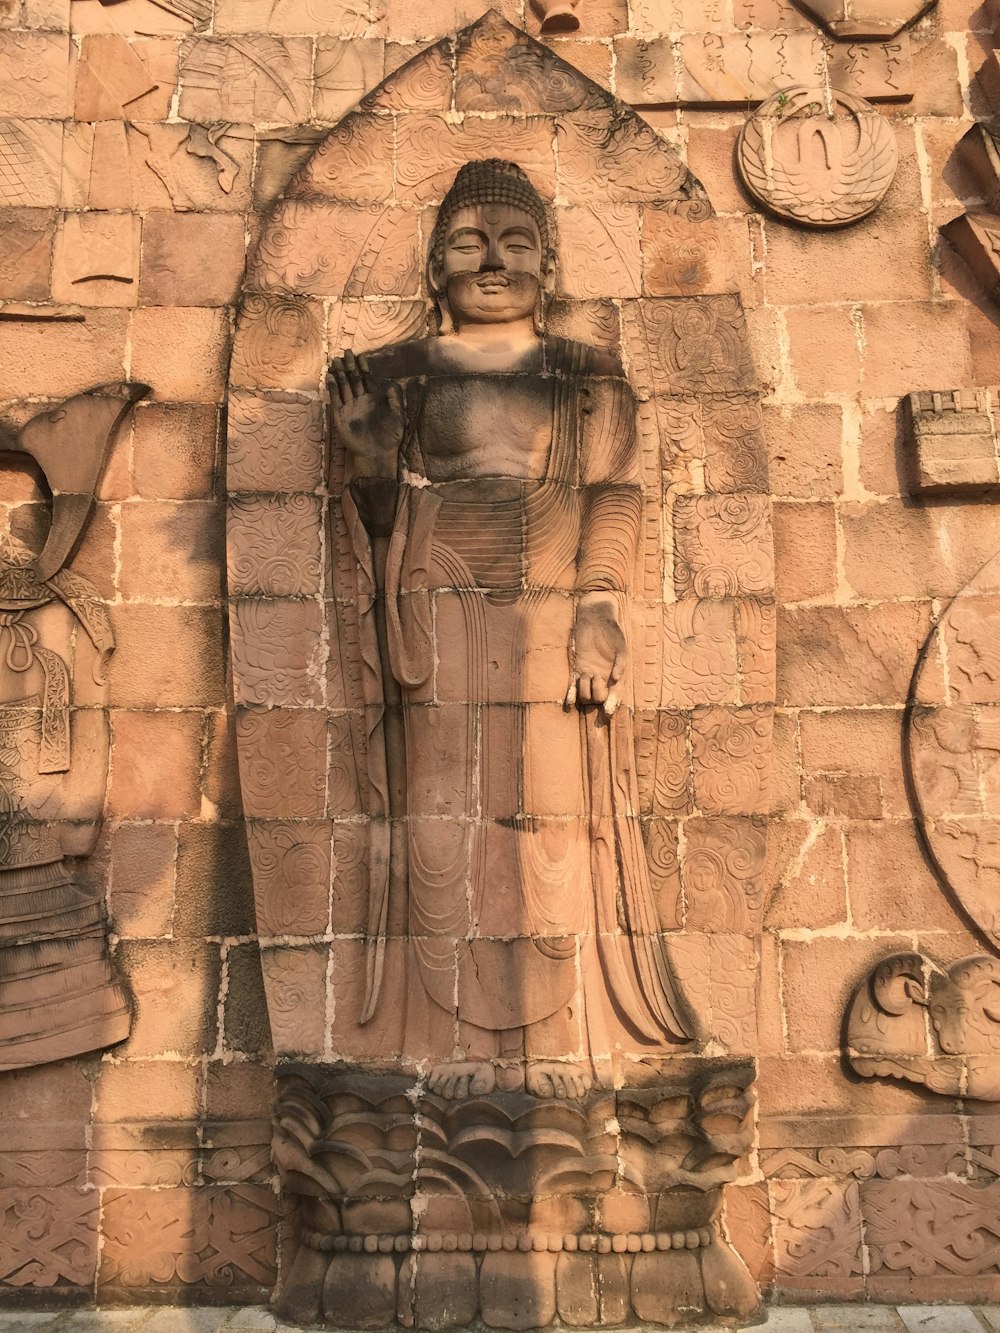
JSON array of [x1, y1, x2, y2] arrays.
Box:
[[227, 11, 773, 1067]]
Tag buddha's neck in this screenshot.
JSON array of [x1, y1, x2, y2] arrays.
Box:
[[442, 318, 540, 371]]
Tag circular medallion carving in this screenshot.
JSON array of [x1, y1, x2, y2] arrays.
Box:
[[736, 85, 898, 228]]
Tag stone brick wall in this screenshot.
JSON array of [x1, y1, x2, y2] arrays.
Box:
[[1, 0, 997, 1310]]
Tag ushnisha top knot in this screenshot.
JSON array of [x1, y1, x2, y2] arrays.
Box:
[[429, 159, 549, 268]]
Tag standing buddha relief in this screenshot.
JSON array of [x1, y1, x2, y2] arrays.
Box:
[[227, 9, 775, 1091], [330, 159, 699, 1098]]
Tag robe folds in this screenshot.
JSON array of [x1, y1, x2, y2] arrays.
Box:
[[341, 336, 696, 1062]]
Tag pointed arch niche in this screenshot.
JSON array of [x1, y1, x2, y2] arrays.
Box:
[[226, 13, 773, 1322]]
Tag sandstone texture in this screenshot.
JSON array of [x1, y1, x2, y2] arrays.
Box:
[[0, 0, 998, 1320]]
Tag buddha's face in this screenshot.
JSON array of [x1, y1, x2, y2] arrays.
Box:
[[434, 203, 547, 327]]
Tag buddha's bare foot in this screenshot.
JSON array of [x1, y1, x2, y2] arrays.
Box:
[[526, 1061, 592, 1099], [427, 1061, 496, 1099]]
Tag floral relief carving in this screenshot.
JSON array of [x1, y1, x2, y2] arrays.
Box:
[[328, 298, 429, 358], [250, 201, 420, 299], [394, 113, 557, 204], [455, 14, 605, 114], [691, 706, 773, 817], [642, 212, 738, 298], [0, 1188, 98, 1288], [711, 934, 757, 1053], [556, 114, 690, 203], [683, 817, 767, 932], [661, 599, 740, 709], [288, 113, 395, 203], [231, 599, 324, 708], [236, 710, 327, 820], [554, 203, 642, 299], [248, 820, 331, 937], [229, 294, 324, 393], [863, 1179, 1000, 1278], [227, 495, 323, 597], [674, 494, 773, 600], [701, 396, 768, 494], [624, 296, 758, 396], [227, 393, 326, 496], [98, 1186, 278, 1293], [261, 945, 328, 1053], [769, 1179, 865, 1285], [366, 40, 453, 112]]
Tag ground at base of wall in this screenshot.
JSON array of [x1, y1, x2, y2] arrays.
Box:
[[2, 1308, 1000, 1333]]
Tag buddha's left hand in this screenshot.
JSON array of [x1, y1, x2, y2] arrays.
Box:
[[565, 593, 626, 717]]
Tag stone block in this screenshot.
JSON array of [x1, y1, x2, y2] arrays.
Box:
[[109, 709, 203, 819], [0, 207, 53, 300], [772, 500, 838, 602], [904, 388, 1000, 493], [0, 31, 71, 116], [51, 211, 140, 307], [785, 305, 861, 397], [73, 34, 177, 119], [130, 305, 231, 403], [777, 603, 933, 708], [174, 821, 255, 937], [225, 944, 271, 1055], [132, 402, 219, 500], [139, 210, 246, 306], [861, 301, 972, 397], [178, 35, 312, 121], [119, 499, 225, 601], [114, 940, 221, 1057]]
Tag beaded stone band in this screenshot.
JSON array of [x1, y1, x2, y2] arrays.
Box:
[[303, 1227, 717, 1255], [429, 158, 550, 267]]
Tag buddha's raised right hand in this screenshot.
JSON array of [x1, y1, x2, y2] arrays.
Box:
[[329, 351, 405, 481]]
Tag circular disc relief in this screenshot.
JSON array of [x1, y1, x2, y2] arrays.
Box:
[[736, 85, 898, 227]]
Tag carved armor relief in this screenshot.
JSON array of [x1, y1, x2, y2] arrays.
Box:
[[228, 12, 773, 1327], [0, 383, 145, 1070]]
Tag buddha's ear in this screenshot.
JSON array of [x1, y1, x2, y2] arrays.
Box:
[[542, 247, 556, 296], [427, 257, 454, 335], [427, 253, 443, 296]]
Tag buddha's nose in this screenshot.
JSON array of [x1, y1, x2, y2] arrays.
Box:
[[480, 239, 505, 270]]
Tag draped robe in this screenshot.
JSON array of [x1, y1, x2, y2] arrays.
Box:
[[342, 336, 696, 1060]]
